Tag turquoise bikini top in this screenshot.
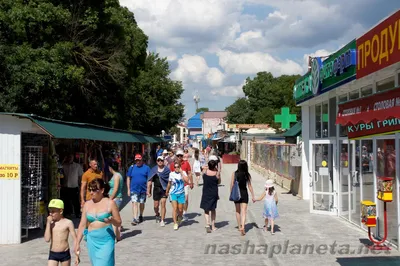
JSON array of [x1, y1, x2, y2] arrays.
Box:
[[86, 199, 112, 223]]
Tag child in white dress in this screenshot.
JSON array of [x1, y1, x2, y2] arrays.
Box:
[[253, 179, 279, 234]]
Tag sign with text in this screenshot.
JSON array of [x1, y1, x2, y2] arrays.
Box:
[[0, 164, 19, 179], [227, 124, 270, 129], [347, 118, 400, 139], [357, 10, 400, 79], [294, 40, 356, 103], [336, 87, 400, 126]]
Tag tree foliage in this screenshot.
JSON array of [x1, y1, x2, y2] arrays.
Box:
[[0, 0, 184, 134], [196, 107, 209, 113], [225, 72, 301, 129]]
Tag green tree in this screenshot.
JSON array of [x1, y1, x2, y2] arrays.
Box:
[[0, 0, 183, 134], [226, 72, 301, 128], [225, 98, 254, 124], [196, 107, 209, 113]]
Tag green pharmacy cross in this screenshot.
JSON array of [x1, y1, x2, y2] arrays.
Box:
[[274, 107, 297, 130]]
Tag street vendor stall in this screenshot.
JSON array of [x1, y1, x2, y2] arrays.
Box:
[[0, 113, 163, 244]]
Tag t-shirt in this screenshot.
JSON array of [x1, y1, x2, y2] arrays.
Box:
[[169, 171, 186, 195], [170, 161, 191, 186], [127, 164, 151, 194], [82, 169, 103, 201]]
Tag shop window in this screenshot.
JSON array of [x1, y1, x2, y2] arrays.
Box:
[[376, 76, 395, 93], [361, 86, 373, 97], [376, 139, 397, 245], [339, 94, 348, 137], [349, 90, 359, 100], [322, 102, 328, 138], [360, 140, 373, 230], [315, 105, 321, 138], [329, 97, 336, 137]]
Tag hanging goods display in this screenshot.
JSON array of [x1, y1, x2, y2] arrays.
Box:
[[21, 146, 44, 231]]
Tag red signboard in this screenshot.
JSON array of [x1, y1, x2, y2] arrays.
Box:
[[356, 10, 400, 79], [336, 87, 400, 139]]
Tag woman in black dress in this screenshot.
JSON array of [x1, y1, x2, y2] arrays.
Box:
[[200, 160, 220, 233], [230, 160, 254, 236]]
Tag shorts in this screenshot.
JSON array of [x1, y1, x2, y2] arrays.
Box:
[[153, 186, 167, 201], [114, 198, 122, 209], [131, 192, 146, 203], [49, 249, 71, 262], [170, 193, 185, 204]]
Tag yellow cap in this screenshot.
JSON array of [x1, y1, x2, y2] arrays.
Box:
[[48, 199, 64, 209]]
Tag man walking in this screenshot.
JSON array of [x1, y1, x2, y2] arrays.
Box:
[[80, 159, 103, 206], [62, 154, 83, 218], [169, 149, 193, 221], [147, 156, 171, 227], [127, 154, 150, 225]]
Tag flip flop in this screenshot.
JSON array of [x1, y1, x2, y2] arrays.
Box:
[[212, 227, 218, 232], [205, 226, 212, 233], [240, 228, 245, 236]]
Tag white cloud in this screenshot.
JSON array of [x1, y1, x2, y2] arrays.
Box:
[[302, 49, 332, 72], [156, 47, 177, 61], [206, 68, 225, 87], [268, 11, 287, 20], [211, 82, 245, 97], [171, 55, 226, 88], [217, 50, 303, 76]]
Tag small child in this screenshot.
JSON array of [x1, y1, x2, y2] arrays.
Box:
[[45, 199, 79, 266], [253, 180, 279, 235]]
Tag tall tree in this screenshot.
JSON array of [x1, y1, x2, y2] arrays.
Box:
[[0, 0, 183, 134], [226, 72, 301, 128]]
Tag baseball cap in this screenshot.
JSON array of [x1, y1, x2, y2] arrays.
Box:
[[176, 149, 184, 156], [162, 150, 168, 154], [157, 156, 164, 161], [134, 154, 143, 160], [209, 155, 218, 161], [48, 199, 64, 209]]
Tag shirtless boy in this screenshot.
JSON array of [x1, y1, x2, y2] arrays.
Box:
[[45, 199, 79, 266]]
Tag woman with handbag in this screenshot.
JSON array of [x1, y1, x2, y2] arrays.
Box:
[[200, 160, 220, 233], [230, 160, 254, 236]]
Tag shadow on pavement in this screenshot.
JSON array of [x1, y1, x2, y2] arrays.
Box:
[[336, 256, 400, 265], [187, 212, 202, 219], [121, 230, 142, 240], [215, 221, 229, 229], [179, 220, 200, 227]]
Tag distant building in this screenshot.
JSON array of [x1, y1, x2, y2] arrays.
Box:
[[201, 111, 227, 136], [173, 123, 187, 143], [187, 112, 203, 139]]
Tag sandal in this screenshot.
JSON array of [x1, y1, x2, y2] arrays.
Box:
[[205, 226, 212, 233], [212, 227, 218, 232], [240, 228, 245, 236]]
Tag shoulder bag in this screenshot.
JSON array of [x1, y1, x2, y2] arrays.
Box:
[[229, 173, 241, 201]]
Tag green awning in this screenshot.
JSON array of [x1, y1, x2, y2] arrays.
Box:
[[283, 121, 302, 137], [1, 113, 160, 143]]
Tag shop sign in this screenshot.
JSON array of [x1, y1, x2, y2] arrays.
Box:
[[0, 164, 19, 179], [294, 40, 356, 103], [311, 40, 357, 95], [347, 118, 400, 139], [357, 10, 400, 79], [293, 72, 313, 103]]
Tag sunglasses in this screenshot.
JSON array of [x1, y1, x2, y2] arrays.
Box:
[[177, 155, 183, 157], [157, 159, 164, 162], [88, 188, 99, 192]]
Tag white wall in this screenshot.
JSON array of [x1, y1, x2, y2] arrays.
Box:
[[0, 115, 44, 244], [301, 107, 311, 200]]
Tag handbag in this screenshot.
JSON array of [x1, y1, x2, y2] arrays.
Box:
[[229, 173, 241, 201]]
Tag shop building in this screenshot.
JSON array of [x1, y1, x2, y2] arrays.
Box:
[[0, 113, 163, 245], [294, 10, 400, 249]]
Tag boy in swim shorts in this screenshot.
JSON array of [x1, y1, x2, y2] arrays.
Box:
[[45, 199, 79, 266]]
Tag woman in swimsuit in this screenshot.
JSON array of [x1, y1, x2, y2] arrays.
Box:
[[75, 178, 122, 266]]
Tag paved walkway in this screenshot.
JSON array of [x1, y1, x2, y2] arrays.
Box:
[[1, 163, 399, 266]]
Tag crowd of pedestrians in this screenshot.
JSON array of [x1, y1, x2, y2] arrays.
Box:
[[45, 145, 279, 266]]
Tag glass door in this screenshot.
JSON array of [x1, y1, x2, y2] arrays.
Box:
[[310, 140, 337, 214], [339, 140, 357, 220]]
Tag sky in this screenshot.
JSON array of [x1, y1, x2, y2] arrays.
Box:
[[119, 0, 400, 120]]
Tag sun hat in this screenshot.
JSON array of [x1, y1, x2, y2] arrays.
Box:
[[162, 150, 168, 154], [176, 149, 184, 156], [48, 199, 64, 209], [265, 179, 274, 189], [209, 155, 218, 161], [134, 154, 142, 160]]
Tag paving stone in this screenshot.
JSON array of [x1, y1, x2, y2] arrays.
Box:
[[0, 163, 399, 265]]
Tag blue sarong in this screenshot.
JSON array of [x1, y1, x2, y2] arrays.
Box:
[[87, 225, 115, 266], [148, 166, 170, 190]]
